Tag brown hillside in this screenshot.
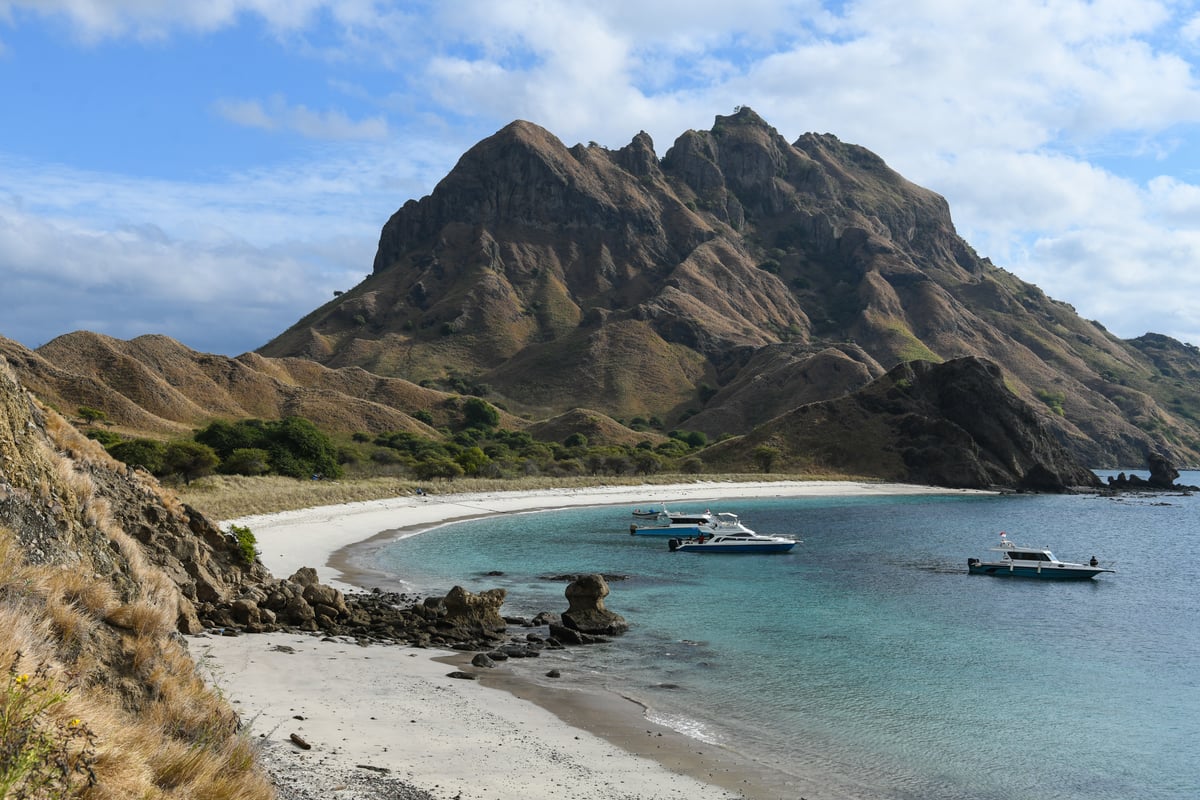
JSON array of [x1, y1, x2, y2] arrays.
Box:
[[3, 332, 517, 438], [0, 355, 277, 796], [526, 408, 669, 448]]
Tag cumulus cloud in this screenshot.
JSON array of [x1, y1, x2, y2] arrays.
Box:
[[5, 0, 1200, 352], [214, 95, 389, 140], [0, 0, 329, 41]]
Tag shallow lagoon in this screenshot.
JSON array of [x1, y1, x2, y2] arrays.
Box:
[[369, 479, 1199, 800]]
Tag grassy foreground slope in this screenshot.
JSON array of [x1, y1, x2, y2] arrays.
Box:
[[1, 360, 275, 800]]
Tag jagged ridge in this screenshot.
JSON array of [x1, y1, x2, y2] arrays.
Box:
[[258, 108, 1200, 467]]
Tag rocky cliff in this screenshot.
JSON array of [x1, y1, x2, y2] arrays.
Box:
[[703, 356, 1102, 491], [258, 108, 1200, 467], [0, 356, 280, 795]]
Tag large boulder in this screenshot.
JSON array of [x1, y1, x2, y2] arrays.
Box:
[[441, 585, 508, 633], [560, 574, 628, 636]]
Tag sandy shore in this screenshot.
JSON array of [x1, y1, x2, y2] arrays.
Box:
[[200, 480, 980, 800]]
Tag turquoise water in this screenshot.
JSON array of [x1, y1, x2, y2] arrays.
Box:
[[360, 479, 1200, 800]]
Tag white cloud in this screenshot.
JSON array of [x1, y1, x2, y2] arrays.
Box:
[[0, 131, 462, 353], [0, 196, 364, 353], [5, 0, 1200, 352], [214, 95, 389, 140], [0, 0, 330, 41]]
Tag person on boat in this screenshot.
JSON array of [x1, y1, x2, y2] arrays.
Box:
[[1090, 555, 1099, 566]]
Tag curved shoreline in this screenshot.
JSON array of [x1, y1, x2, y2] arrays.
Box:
[[205, 480, 984, 799]]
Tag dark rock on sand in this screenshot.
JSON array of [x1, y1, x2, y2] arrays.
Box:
[[547, 623, 610, 645], [561, 574, 629, 635]]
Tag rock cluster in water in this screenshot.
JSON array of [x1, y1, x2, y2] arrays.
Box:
[[1103, 452, 1199, 492]]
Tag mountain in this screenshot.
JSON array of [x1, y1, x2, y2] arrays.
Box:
[[257, 108, 1200, 467]]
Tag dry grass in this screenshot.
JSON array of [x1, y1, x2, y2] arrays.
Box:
[[177, 470, 865, 521], [0, 522, 276, 800]]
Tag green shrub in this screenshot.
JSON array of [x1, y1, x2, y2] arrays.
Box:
[[462, 398, 500, 430], [1035, 388, 1066, 416], [413, 456, 465, 481], [108, 438, 166, 473], [753, 445, 780, 473], [227, 524, 257, 565], [222, 448, 271, 476], [164, 440, 219, 484], [85, 429, 122, 447], [76, 406, 106, 424]]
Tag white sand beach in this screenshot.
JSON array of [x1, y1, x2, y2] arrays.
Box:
[[198, 481, 980, 800]]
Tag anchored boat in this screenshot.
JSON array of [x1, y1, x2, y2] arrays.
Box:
[[668, 530, 798, 553], [668, 514, 799, 553], [967, 533, 1115, 579], [629, 505, 713, 536]]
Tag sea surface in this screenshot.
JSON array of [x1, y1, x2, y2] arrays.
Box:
[[358, 473, 1199, 800]]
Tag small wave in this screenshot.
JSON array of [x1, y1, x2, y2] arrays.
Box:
[[644, 710, 727, 746]]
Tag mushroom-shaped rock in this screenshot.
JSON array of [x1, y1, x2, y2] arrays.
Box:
[[1147, 452, 1181, 489], [561, 574, 628, 635]]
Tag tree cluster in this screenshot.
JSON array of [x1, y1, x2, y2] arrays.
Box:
[[85, 397, 713, 484], [91, 416, 343, 484]]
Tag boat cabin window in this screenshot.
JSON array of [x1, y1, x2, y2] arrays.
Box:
[[1008, 550, 1051, 561]]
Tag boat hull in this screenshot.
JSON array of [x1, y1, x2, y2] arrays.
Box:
[[631, 524, 706, 536], [967, 561, 1111, 579], [669, 538, 796, 554]]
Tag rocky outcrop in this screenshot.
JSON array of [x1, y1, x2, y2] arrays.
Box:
[[558, 574, 629, 636], [1104, 452, 1197, 491], [0, 356, 267, 636], [1147, 452, 1182, 489], [705, 356, 1101, 491]]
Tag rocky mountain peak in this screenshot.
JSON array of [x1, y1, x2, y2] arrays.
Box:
[[255, 110, 1200, 466]]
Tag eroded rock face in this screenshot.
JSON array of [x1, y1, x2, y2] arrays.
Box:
[[560, 574, 629, 636], [1147, 452, 1181, 489], [706, 356, 1102, 492], [248, 108, 1200, 467], [442, 585, 508, 633]]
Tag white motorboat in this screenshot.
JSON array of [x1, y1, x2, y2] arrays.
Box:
[[629, 505, 713, 536], [668, 529, 799, 553], [967, 533, 1115, 579]]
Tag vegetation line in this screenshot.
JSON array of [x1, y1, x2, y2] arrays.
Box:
[[176, 471, 868, 522]]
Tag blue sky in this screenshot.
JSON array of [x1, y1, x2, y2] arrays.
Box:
[[3, 1, 1200, 356]]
